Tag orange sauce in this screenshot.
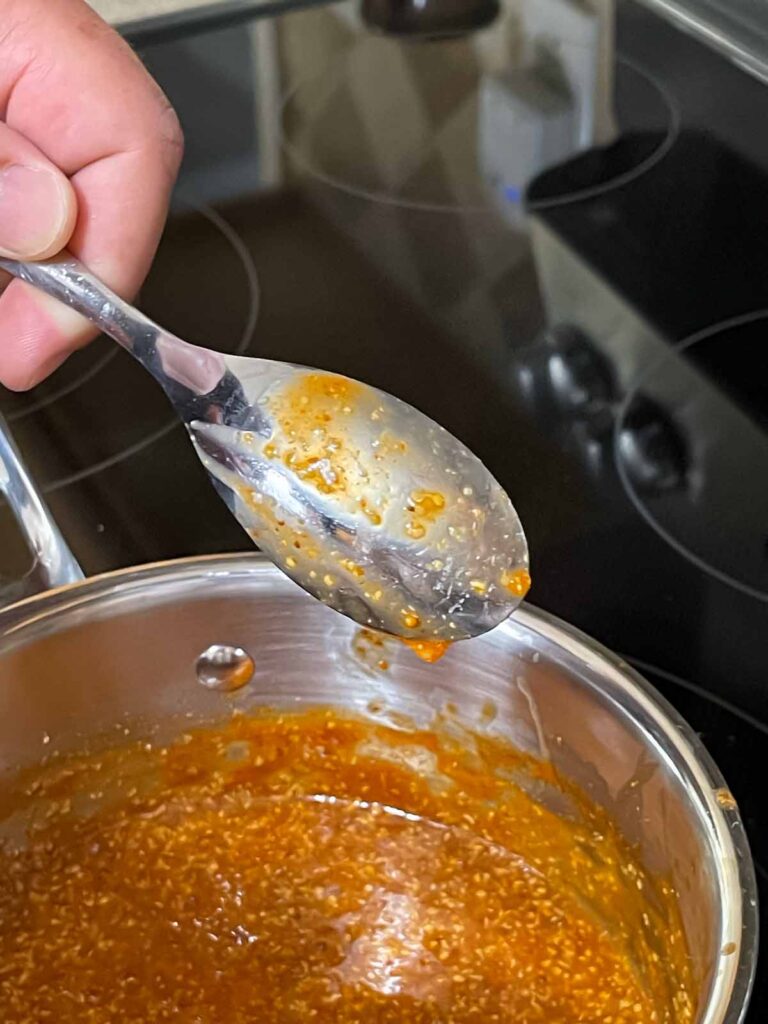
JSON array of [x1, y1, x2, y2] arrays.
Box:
[[376, 432, 408, 459], [401, 637, 451, 663], [409, 490, 446, 521], [0, 708, 694, 1024], [404, 490, 446, 541], [401, 609, 422, 631], [264, 373, 363, 497], [501, 566, 532, 598], [263, 373, 389, 530]]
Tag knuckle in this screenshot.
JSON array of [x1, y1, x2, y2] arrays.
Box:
[[154, 100, 185, 178]]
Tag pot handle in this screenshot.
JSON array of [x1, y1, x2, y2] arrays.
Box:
[[0, 415, 83, 602]]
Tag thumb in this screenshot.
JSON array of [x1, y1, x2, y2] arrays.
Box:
[[0, 121, 76, 260]]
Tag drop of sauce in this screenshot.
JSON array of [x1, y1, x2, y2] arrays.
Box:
[[715, 787, 738, 811], [501, 566, 532, 598], [401, 638, 451, 663], [401, 610, 422, 630]]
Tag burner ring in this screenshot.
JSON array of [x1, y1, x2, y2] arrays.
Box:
[[5, 347, 119, 424], [281, 46, 678, 214]]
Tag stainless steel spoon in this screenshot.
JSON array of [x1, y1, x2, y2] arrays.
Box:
[[0, 252, 529, 642]]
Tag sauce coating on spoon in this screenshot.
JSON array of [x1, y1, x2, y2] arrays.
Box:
[[197, 370, 530, 640]]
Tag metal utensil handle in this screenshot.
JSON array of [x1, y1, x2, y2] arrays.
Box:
[[0, 253, 229, 409], [0, 416, 83, 597], [0, 252, 162, 356]]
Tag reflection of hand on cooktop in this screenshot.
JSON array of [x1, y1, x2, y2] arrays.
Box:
[[616, 394, 689, 495], [512, 325, 691, 493], [512, 325, 617, 426], [543, 326, 618, 419]]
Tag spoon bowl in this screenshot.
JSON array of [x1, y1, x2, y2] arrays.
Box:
[[0, 253, 528, 640]]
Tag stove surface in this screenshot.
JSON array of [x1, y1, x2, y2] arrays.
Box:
[[0, 2, 766, 1016]]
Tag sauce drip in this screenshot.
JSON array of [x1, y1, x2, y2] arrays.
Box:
[[501, 566, 532, 598], [401, 637, 451, 663], [0, 708, 694, 1023]]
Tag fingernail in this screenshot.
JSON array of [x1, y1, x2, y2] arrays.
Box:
[[0, 165, 71, 259]]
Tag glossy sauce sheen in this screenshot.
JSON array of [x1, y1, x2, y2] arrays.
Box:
[[0, 709, 694, 1023]]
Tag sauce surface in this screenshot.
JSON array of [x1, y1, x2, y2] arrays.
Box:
[[0, 708, 694, 1023]]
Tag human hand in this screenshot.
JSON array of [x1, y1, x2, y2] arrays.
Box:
[[0, 0, 183, 390]]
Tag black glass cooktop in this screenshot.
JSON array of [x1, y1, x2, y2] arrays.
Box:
[[0, 1, 766, 1017]]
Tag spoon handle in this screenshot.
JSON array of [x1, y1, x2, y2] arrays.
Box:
[[0, 252, 161, 354], [0, 253, 228, 405]]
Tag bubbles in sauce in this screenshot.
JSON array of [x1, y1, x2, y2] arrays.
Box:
[[264, 373, 396, 527], [0, 708, 694, 1023]]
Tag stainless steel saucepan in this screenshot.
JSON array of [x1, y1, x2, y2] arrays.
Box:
[[0, 416, 758, 1024]]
